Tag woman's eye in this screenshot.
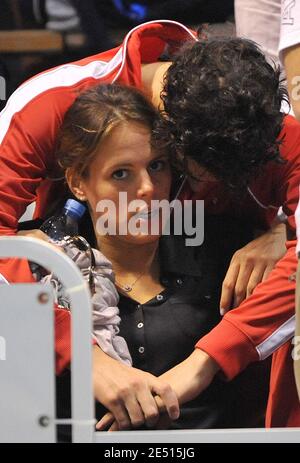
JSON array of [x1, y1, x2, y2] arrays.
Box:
[[112, 169, 129, 180], [149, 160, 166, 172]]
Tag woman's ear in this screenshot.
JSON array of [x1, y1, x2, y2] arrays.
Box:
[[65, 168, 87, 201]]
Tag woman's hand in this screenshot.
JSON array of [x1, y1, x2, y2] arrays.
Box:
[[220, 222, 287, 314], [96, 405, 173, 432], [93, 346, 180, 431], [95, 349, 219, 431]]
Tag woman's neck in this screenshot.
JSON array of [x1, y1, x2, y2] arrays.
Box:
[[98, 236, 160, 277], [99, 236, 163, 304]]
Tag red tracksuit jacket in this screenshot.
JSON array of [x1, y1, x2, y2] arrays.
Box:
[[0, 20, 300, 426]]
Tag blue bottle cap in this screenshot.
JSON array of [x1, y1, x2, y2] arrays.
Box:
[[64, 199, 86, 219]]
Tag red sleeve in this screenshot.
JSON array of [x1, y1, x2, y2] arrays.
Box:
[[0, 87, 77, 373], [0, 257, 71, 373], [275, 115, 300, 232], [0, 88, 76, 234], [196, 240, 297, 379], [55, 308, 71, 374]]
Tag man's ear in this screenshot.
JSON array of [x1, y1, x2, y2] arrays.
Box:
[[65, 168, 87, 201]]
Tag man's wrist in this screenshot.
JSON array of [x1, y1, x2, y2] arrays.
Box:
[[92, 344, 113, 372], [191, 348, 220, 377], [270, 221, 287, 233]]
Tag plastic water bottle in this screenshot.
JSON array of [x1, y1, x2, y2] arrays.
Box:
[[38, 199, 93, 301], [40, 199, 86, 244]]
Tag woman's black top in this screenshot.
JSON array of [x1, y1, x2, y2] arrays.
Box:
[[115, 215, 269, 429], [57, 215, 269, 437]]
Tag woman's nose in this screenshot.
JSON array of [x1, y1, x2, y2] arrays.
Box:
[[136, 171, 154, 199]]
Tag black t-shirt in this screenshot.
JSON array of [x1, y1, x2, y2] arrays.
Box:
[[57, 215, 269, 436]]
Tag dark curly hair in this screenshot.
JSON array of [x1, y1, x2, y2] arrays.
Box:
[[156, 36, 288, 192]]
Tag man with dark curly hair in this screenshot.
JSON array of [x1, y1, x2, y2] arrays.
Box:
[[1, 21, 300, 427], [161, 38, 285, 192], [156, 36, 295, 313], [147, 36, 300, 428]]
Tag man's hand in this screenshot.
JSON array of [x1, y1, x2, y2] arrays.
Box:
[[17, 229, 64, 253], [17, 229, 49, 241], [95, 349, 219, 431], [220, 222, 287, 314], [93, 346, 180, 431]]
